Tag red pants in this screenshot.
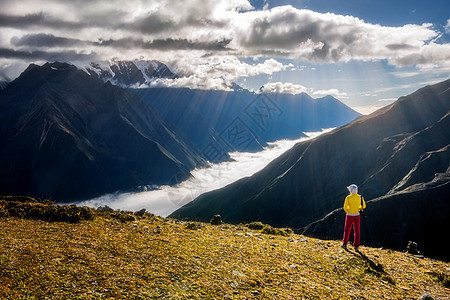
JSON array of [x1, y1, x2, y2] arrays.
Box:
[[342, 215, 360, 247]]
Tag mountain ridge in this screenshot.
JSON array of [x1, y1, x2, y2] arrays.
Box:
[[0, 62, 205, 202]]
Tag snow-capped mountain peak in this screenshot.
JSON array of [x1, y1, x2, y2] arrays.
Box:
[[85, 60, 178, 88]]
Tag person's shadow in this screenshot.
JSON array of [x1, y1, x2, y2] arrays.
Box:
[[343, 248, 396, 285]]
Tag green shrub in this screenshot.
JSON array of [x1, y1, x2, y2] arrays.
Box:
[[261, 226, 292, 236], [0, 196, 38, 203], [246, 222, 265, 230], [134, 208, 154, 219], [0, 200, 94, 223], [185, 222, 202, 230], [432, 272, 450, 288], [97, 205, 114, 213], [246, 221, 292, 236], [111, 212, 136, 223], [95, 206, 136, 222]]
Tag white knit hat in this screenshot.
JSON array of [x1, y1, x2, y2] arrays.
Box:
[[347, 184, 358, 194]]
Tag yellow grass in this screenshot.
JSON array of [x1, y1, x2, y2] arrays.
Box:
[[1, 211, 449, 299]]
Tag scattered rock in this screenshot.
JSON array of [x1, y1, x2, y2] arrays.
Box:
[[185, 223, 202, 230], [153, 225, 162, 234], [232, 270, 246, 277], [230, 281, 238, 289], [210, 214, 223, 225], [407, 241, 420, 255], [134, 208, 147, 217]]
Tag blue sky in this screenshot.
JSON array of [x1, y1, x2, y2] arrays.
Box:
[[252, 0, 450, 27], [243, 0, 450, 113], [0, 0, 449, 113]]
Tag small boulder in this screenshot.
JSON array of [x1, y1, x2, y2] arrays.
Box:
[[210, 214, 223, 225], [407, 241, 420, 255]]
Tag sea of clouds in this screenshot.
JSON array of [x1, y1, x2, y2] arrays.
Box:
[[76, 129, 333, 217]]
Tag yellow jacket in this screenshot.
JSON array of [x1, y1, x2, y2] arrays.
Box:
[[343, 194, 366, 215]]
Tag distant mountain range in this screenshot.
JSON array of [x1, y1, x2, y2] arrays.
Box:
[[134, 88, 361, 162], [83, 59, 361, 162], [170, 79, 450, 260], [0, 62, 205, 202], [83, 60, 361, 161], [0, 60, 361, 203]]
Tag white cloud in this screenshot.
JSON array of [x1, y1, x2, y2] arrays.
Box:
[[1, 0, 450, 86], [378, 97, 397, 102], [313, 89, 348, 99], [445, 19, 450, 34], [147, 56, 288, 90], [352, 104, 388, 115], [389, 71, 420, 78], [231, 6, 445, 66], [261, 82, 310, 94]]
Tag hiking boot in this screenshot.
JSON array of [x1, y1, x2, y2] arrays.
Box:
[[340, 244, 347, 250]]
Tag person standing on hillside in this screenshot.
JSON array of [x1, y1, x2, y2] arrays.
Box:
[[341, 184, 366, 251]]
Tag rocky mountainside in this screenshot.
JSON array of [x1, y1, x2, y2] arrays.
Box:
[[0, 62, 205, 202], [85, 60, 177, 88], [134, 88, 361, 162], [170, 79, 450, 260]]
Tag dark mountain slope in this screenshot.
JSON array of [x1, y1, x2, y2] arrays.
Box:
[[0, 81, 8, 90], [0, 62, 205, 201], [170, 79, 450, 258]]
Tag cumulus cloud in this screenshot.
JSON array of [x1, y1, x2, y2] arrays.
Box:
[[445, 19, 450, 34], [261, 82, 310, 94], [231, 7, 444, 65], [352, 104, 387, 115], [146, 57, 288, 90], [0, 0, 449, 86], [313, 89, 348, 99], [259, 83, 348, 99]]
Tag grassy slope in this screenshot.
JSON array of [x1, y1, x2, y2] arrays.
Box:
[[1, 210, 449, 300]]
